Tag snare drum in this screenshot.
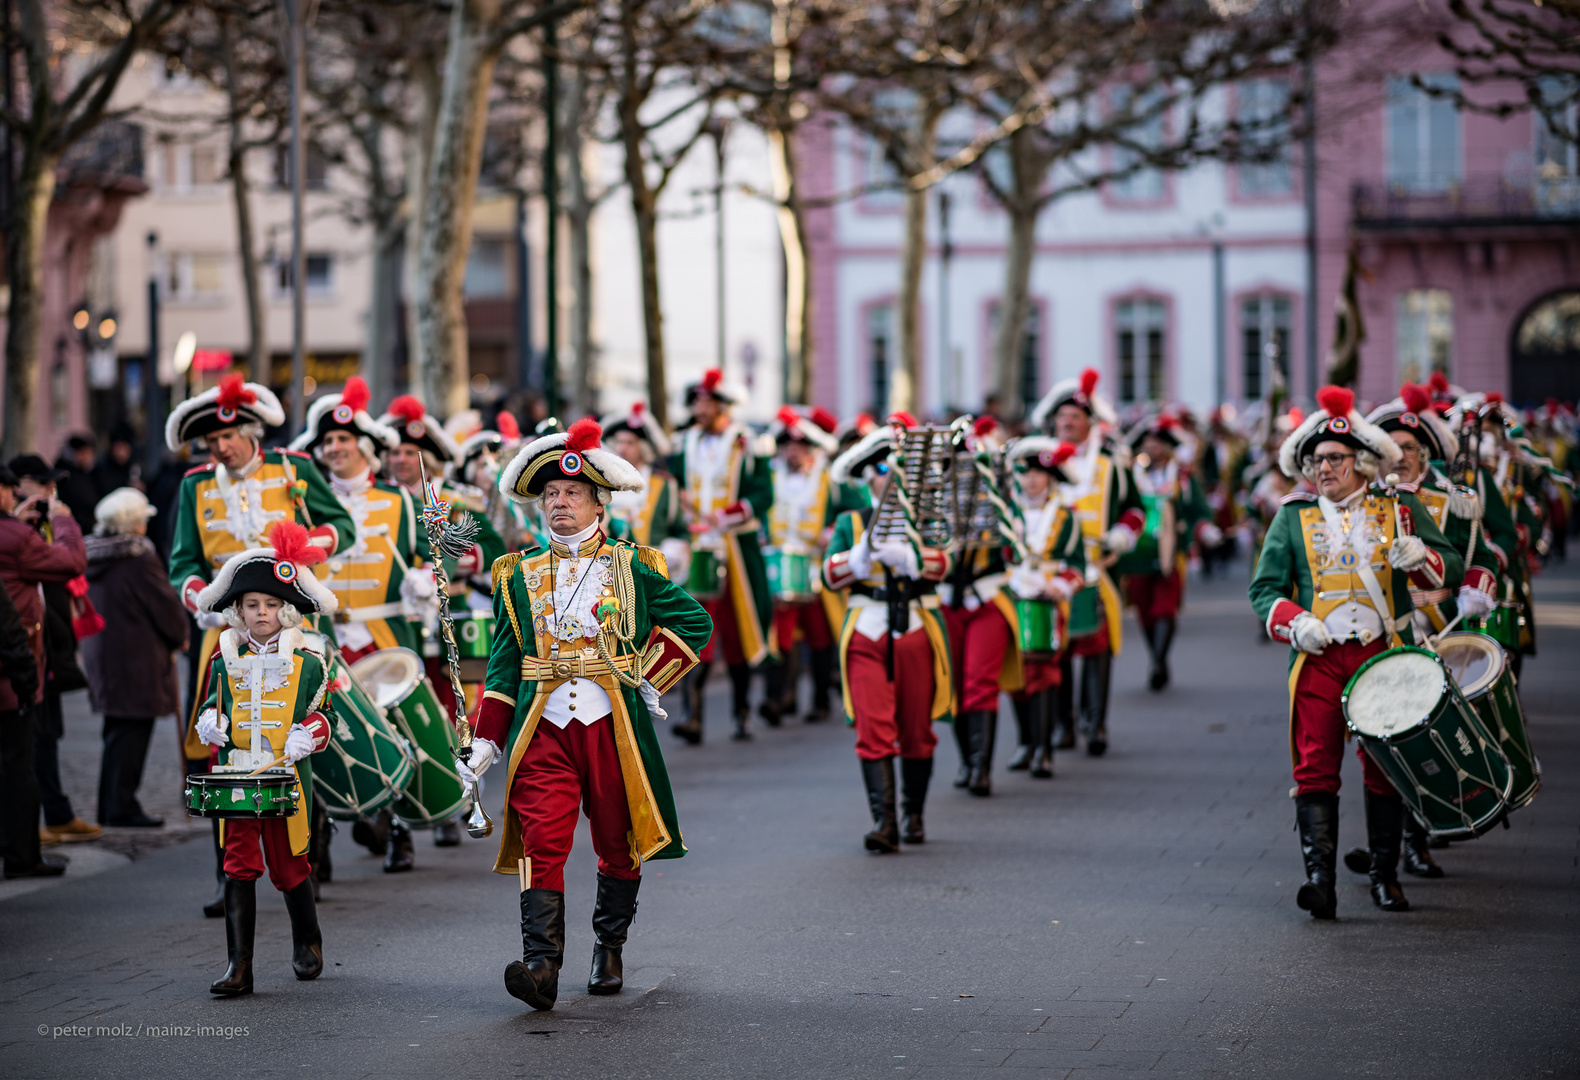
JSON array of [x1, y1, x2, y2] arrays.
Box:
[[687, 549, 725, 600], [1437, 631, 1540, 811], [1342, 646, 1514, 841], [1064, 586, 1101, 639], [767, 550, 815, 602], [1466, 602, 1521, 651], [307, 634, 416, 820], [351, 648, 468, 827], [186, 768, 299, 819], [454, 610, 495, 660], [1014, 599, 1058, 658]]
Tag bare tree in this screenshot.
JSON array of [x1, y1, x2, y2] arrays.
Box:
[[1425, 0, 1580, 148], [1, 0, 183, 457]]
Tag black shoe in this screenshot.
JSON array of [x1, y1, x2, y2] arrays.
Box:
[[731, 711, 753, 741], [384, 822, 414, 873], [282, 879, 324, 979], [4, 854, 67, 879], [104, 812, 164, 828], [210, 878, 255, 996], [727, 664, 752, 735], [588, 874, 641, 995], [965, 710, 996, 797], [1343, 847, 1372, 875], [860, 757, 900, 853], [1294, 792, 1339, 919], [671, 719, 703, 744], [1029, 745, 1054, 779], [1006, 745, 1032, 771], [899, 757, 932, 844], [1401, 817, 1443, 878], [433, 821, 462, 847], [1371, 878, 1410, 911], [758, 700, 783, 727], [504, 889, 565, 1010], [808, 648, 835, 722], [1364, 789, 1410, 912], [1147, 620, 1174, 691], [352, 812, 390, 857]]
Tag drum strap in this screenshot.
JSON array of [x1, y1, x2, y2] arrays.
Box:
[[1317, 498, 1401, 647]]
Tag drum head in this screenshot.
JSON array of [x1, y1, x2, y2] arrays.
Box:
[[1345, 649, 1444, 738], [350, 648, 424, 709], [1436, 632, 1504, 698]]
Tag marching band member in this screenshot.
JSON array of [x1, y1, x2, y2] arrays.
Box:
[[669, 370, 774, 744], [192, 522, 339, 996], [1249, 386, 1464, 920], [601, 402, 690, 571], [761, 406, 851, 726], [1003, 439, 1087, 778], [821, 416, 954, 851], [1117, 414, 1219, 692], [1199, 407, 1250, 578], [463, 419, 711, 1009], [1028, 369, 1144, 755], [457, 411, 542, 554], [166, 374, 353, 914]]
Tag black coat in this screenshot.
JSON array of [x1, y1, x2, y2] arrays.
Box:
[[80, 534, 188, 719], [0, 577, 38, 707], [54, 455, 101, 534]]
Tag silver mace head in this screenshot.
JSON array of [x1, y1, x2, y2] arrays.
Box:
[[467, 796, 494, 839]]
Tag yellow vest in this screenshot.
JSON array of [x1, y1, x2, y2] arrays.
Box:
[[1295, 497, 1403, 645], [222, 648, 310, 853], [317, 484, 406, 613], [194, 461, 301, 571]]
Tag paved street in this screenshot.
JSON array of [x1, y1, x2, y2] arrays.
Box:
[[3, 559, 1577, 1080]]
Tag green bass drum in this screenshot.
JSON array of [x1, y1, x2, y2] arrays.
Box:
[[1437, 631, 1539, 811], [351, 648, 468, 828], [305, 632, 416, 820]]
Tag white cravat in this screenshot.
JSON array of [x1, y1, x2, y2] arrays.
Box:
[[1316, 487, 1386, 642], [539, 519, 615, 729]]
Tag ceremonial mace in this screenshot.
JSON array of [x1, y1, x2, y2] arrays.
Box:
[[418, 458, 495, 839]]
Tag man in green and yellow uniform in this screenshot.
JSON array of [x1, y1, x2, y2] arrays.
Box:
[[460, 418, 711, 1011], [669, 369, 773, 743], [1250, 386, 1464, 921]]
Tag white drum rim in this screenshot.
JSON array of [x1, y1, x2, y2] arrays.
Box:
[[350, 646, 425, 708], [1435, 631, 1505, 699], [1343, 648, 1445, 740]]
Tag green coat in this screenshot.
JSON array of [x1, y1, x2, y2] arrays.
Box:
[[1406, 467, 1503, 628], [318, 479, 430, 654], [1116, 464, 1212, 578], [482, 538, 713, 871]]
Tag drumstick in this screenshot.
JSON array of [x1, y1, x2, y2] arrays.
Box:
[[517, 857, 531, 892], [1427, 613, 1465, 652], [246, 754, 287, 777]]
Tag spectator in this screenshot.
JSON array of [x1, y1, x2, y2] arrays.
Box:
[[92, 421, 143, 498], [55, 435, 100, 533], [6, 454, 102, 846], [81, 489, 187, 828], [0, 465, 85, 878]]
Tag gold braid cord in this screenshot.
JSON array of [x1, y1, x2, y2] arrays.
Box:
[[492, 553, 524, 649], [595, 547, 644, 689]]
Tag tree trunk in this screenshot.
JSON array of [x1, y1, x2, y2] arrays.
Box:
[[993, 203, 1037, 415], [366, 211, 404, 409], [416, 5, 494, 416], [564, 69, 597, 419], [1, 146, 60, 459], [893, 102, 940, 416], [769, 124, 813, 405], [401, 62, 438, 394], [619, 4, 668, 429], [219, 14, 267, 385]]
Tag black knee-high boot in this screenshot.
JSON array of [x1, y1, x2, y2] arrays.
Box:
[[588, 874, 641, 994], [965, 710, 996, 797], [1294, 792, 1338, 920], [807, 647, 835, 722], [1365, 789, 1410, 912], [860, 757, 900, 853], [1148, 619, 1175, 691], [778, 645, 801, 720], [728, 664, 752, 740], [210, 878, 255, 996], [384, 818, 414, 873], [1054, 653, 1076, 749], [1007, 697, 1033, 771], [1078, 652, 1112, 756], [900, 757, 932, 844], [282, 878, 324, 979], [951, 709, 972, 787], [309, 801, 332, 885], [671, 661, 710, 744], [759, 658, 786, 726], [1029, 690, 1054, 779], [505, 888, 566, 1009], [204, 816, 226, 918]]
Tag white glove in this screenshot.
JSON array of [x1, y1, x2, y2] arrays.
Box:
[[456, 737, 500, 788], [1044, 575, 1075, 604], [400, 566, 440, 619], [1290, 612, 1333, 655], [1199, 522, 1225, 549], [1456, 586, 1496, 617], [197, 610, 230, 630], [845, 533, 875, 580], [874, 540, 920, 578], [1008, 564, 1046, 600], [1388, 535, 1429, 572], [282, 724, 316, 765], [195, 707, 227, 747], [1101, 524, 1137, 555]]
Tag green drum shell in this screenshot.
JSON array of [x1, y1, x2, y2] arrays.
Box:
[[311, 651, 416, 821], [1467, 604, 1520, 650], [454, 610, 495, 661], [1015, 599, 1058, 658], [388, 676, 468, 828], [1440, 631, 1540, 811], [1342, 646, 1514, 841], [687, 549, 724, 600], [767, 550, 815, 602], [186, 771, 299, 819], [1065, 586, 1101, 639]]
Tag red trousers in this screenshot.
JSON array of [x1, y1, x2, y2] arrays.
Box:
[[1291, 639, 1396, 797], [699, 575, 746, 665], [848, 629, 938, 761], [223, 818, 312, 892], [940, 603, 1010, 713], [773, 599, 833, 652], [510, 715, 640, 892], [1127, 571, 1182, 626], [1016, 655, 1062, 698]]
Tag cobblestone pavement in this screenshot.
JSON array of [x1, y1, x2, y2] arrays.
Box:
[[2, 561, 1576, 1080]]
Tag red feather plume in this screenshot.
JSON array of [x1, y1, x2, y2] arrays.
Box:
[[888, 410, 919, 429], [1428, 371, 1452, 394], [215, 373, 257, 411], [1486, 392, 1504, 405], [1287, 407, 1305, 426], [495, 410, 521, 440], [1079, 368, 1100, 397], [388, 395, 426, 423], [776, 405, 801, 428], [1052, 442, 1079, 466], [268, 520, 326, 567], [810, 407, 838, 433], [701, 368, 724, 392], [1399, 383, 1431, 415], [1155, 413, 1180, 431], [973, 416, 999, 437], [630, 402, 646, 421], [340, 376, 370, 414], [565, 417, 602, 453], [1315, 385, 1355, 417]]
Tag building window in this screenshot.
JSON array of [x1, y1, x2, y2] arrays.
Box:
[[1535, 78, 1580, 216], [1241, 294, 1292, 401], [1237, 79, 1292, 197], [465, 239, 510, 298], [274, 144, 329, 190], [274, 253, 334, 299], [867, 304, 893, 414], [1396, 289, 1453, 384], [1115, 298, 1166, 404], [1386, 75, 1461, 193], [165, 253, 227, 302], [860, 134, 904, 210], [1109, 86, 1166, 203]]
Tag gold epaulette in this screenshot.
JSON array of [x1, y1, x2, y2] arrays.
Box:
[[492, 553, 524, 648], [633, 544, 668, 578]]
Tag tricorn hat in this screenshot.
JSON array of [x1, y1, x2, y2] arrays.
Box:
[[379, 396, 462, 463], [165, 373, 285, 450], [1029, 367, 1117, 430], [1007, 437, 1078, 484], [601, 401, 672, 458], [290, 377, 399, 464], [1366, 383, 1458, 463], [1280, 386, 1401, 480], [768, 406, 837, 454], [498, 418, 645, 504], [196, 520, 338, 616]]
